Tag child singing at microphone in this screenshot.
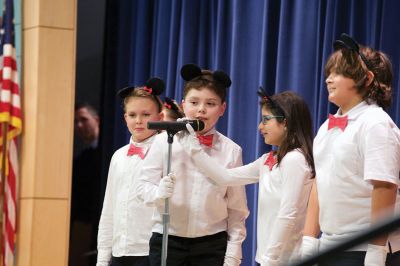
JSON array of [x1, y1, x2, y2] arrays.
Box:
[[136, 64, 249, 266], [177, 88, 315, 265]]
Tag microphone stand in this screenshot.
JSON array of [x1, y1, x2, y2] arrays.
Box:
[[161, 130, 177, 266]]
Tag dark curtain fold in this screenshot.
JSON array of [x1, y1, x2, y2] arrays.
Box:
[[101, 1, 400, 265]]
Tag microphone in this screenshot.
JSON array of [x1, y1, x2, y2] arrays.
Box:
[[147, 120, 205, 132]]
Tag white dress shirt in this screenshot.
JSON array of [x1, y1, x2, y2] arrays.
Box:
[[96, 135, 157, 266], [136, 128, 249, 262], [202, 150, 313, 265], [314, 101, 400, 252]]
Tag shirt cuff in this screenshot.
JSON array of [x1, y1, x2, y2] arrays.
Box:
[[225, 241, 242, 261], [96, 248, 111, 266], [364, 174, 400, 186], [224, 255, 241, 266]]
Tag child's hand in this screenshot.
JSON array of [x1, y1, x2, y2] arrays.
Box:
[[364, 244, 387, 266], [301, 236, 319, 259], [223, 255, 241, 266], [260, 254, 278, 266], [176, 122, 202, 156], [156, 173, 176, 200]]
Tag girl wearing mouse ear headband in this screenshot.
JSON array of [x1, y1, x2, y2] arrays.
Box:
[[177, 86, 315, 265], [162, 97, 184, 121]]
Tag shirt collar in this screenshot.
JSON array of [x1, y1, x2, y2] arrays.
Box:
[[198, 127, 216, 136], [336, 101, 377, 121], [129, 133, 157, 148]]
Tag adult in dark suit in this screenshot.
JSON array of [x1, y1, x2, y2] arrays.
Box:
[[69, 103, 102, 266]]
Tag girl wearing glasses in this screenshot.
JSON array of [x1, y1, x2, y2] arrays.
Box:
[[177, 90, 315, 265], [302, 34, 400, 266]]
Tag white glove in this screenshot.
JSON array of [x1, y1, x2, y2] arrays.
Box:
[[177, 122, 231, 186], [95, 259, 109, 266], [176, 122, 202, 156], [96, 249, 111, 266], [156, 173, 176, 200], [364, 244, 387, 266], [260, 255, 279, 266], [95, 261, 108, 266], [301, 236, 319, 260], [223, 255, 241, 266]]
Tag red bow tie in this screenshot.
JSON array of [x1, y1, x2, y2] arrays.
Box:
[[328, 114, 348, 131], [127, 144, 145, 159], [197, 134, 214, 147], [264, 151, 277, 171]]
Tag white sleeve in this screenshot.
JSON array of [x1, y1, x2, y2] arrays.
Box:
[[96, 155, 116, 266], [363, 121, 400, 185], [225, 147, 250, 263], [135, 136, 165, 206], [190, 147, 262, 186], [262, 151, 311, 264]]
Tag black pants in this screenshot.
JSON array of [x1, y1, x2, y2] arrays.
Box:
[[110, 256, 150, 266], [318, 250, 400, 266], [149, 231, 228, 266]]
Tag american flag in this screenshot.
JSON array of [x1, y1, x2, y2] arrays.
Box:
[[0, 0, 22, 265]]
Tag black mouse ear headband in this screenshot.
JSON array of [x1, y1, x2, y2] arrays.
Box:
[[117, 77, 165, 99], [333, 33, 373, 71], [257, 86, 285, 117], [180, 63, 232, 88]]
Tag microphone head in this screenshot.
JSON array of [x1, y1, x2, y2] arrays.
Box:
[[189, 119, 205, 131]]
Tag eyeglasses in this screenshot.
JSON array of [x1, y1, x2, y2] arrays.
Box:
[[261, 115, 285, 125]]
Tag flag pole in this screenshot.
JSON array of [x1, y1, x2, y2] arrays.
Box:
[[0, 7, 5, 266]]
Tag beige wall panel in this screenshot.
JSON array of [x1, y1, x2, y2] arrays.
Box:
[[17, 199, 70, 266], [16, 199, 34, 266], [20, 27, 75, 199], [23, 0, 39, 29], [20, 28, 75, 199], [19, 0, 77, 265], [20, 28, 40, 198], [24, 0, 75, 29]]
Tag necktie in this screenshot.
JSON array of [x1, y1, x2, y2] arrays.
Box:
[[328, 114, 348, 131], [127, 144, 145, 159], [197, 134, 214, 147], [264, 151, 277, 171]]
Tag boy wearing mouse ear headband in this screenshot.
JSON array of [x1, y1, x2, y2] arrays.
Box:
[[136, 64, 249, 266], [97, 78, 173, 266], [176, 87, 315, 265], [302, 34, 400, 266]]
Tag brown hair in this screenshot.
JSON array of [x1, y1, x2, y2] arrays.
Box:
[[122, 87, 163, 112], [75, 102, 98, 117], [183, 70, 227, 102], [325, 46, 393, 108], [163, 100, 184, 120], [261, 91, 315, 177]]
